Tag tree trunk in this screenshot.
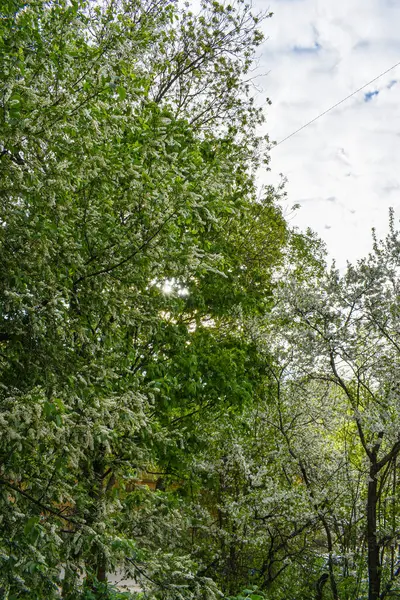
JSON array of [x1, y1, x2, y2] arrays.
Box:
[[84, 453, 108, 589], [391, 457, 396, 579], [315, 573, 328, 600], [367, 464, 380, 600], [97, 558, 106, 582], [321, 517, 339, 600]]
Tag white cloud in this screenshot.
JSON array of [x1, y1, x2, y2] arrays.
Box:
[[253, 0, 400, 268]]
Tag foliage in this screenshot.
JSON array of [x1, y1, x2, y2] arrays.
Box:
[[0, 0, 290, 598], [263, 213, 400, 599], [226, 587, 267, 600], [6, 0, 400, 598], [168, 216, 400, 599]]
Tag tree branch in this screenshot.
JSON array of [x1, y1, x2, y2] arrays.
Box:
[[0, 477, 83, 526]]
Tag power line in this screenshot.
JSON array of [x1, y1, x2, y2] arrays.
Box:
[[273, 59, 400, 149]]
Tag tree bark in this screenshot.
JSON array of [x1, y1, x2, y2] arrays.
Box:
[[97, 559, 106, 582], [315, 573, 328, 600], [84, 453, 108, 588], [367, 463, 380, 600], [322, 519, 339, 600]]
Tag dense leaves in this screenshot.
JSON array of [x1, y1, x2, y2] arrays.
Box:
[[4, 1, 399, 599], [0, 0, 289, 597]]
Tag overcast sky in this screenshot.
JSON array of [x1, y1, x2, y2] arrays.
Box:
[[252, 0, 400, 268]]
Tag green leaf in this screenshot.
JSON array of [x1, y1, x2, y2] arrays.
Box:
[[24, 516, 40, 536], [117, 85, 126, 100]]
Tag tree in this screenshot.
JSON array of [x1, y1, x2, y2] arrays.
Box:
[[273, 214, 400, 599], [0, 0, 289, 597]]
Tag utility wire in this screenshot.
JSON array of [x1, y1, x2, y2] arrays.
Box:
[[273, 59, 400, 149]]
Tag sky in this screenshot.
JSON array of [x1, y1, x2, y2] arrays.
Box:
[[252, 0, 400, 268]]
